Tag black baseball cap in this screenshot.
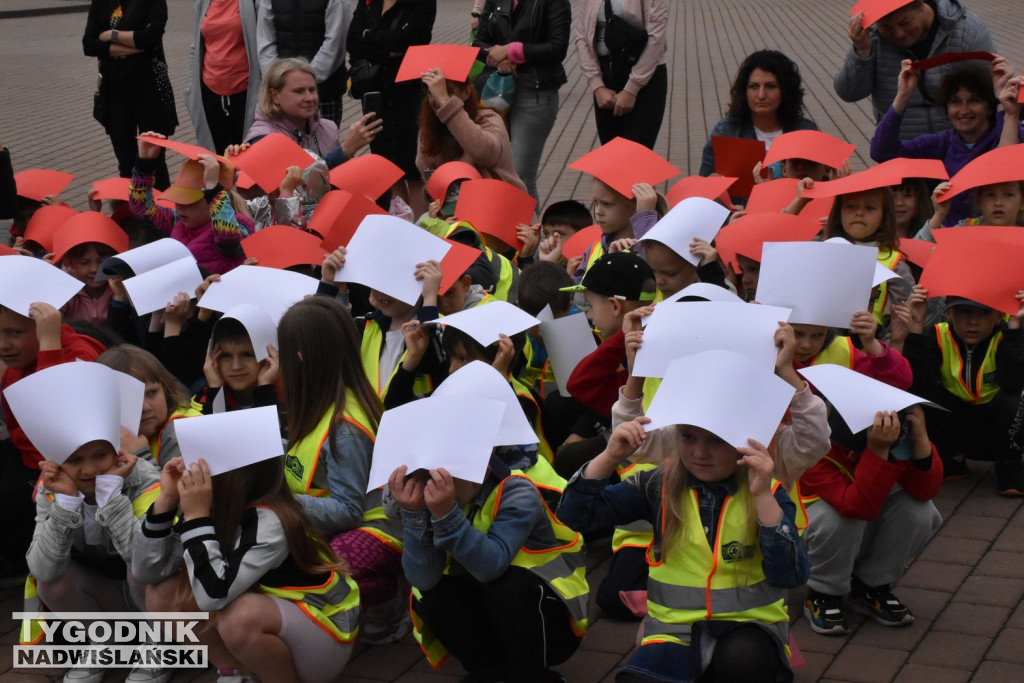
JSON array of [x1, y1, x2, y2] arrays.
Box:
[[560, 251, 656, 302]]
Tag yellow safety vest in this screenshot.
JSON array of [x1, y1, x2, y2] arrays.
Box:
[[413, 471, 589, 667], [361, 320, 435, 399], [443, 220, 518, 303], [510, 376, 555, 464], [870, 248, 904, 325], [259, 555, 361, 644], [612, 461, 656, 553], [522, 337, 557, 398], [149, 406, 202, 467], [640, 376, 662, 413], [811, 335, 854, 369], [643, 480, 789, 649], [935, 323, 1002, 405]]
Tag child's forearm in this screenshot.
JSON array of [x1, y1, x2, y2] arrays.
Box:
[[754, 491, 782, 527], [209, 190, 252, 244]]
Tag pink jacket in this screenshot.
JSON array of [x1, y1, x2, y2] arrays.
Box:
[[575, 0, 668, 97]]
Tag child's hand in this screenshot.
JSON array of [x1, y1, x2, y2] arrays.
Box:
[[120, 426, 149, 456], [689, 238, 717, 267], [415, 260, 443, 306], [599, 417, 649, 469], [424, 467, 456, 519], [866, 411, 901, 458], [428, 199, 441, 219], [633, 183, 657, 212], [608, 237, 637, 254], [388, 465, 426, 512], [222, 142, 250, 158], [491, 334, 515, 376], [258, 344, 280, 386], [279, 166, 303, 197], [904, 285, 928, 333], [622, 304, 653, 375], [893, 59, 918, 113], [565, 255, 582, 278], [154, 457, 184, 514], [40, 461, 79, 497], [105, 451, 138, 479], [624, 330, 644, 376], [195, 274, 221, 321], [108, 276, 128, 303], [197, 154, 221, 190], [835, 160, 852, 179], [1008, 290, 1024, 330], [774, 322, 796, 369], [177, 459, 214, 521], [737, 438, 774, 497], [29, 302, 62, 352], [204, 342, 224, 389], [400, 321, 430, 371], [321, 246, 346, 283], [850, 310, 883, 356], [517, 223, 541, 258], [929, 181, 952, 229], [163, 291, 191, 336], [137, 132, 165, 160], [40, 195, 60, 207], [903, 405, 932, 460], [538, 233, 563, 263], [889, 303, 912, 349]]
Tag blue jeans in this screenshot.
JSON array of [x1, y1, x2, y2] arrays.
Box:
[[507, 87, 559, 204]]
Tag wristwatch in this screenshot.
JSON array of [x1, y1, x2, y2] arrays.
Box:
[[110, 29, 118, 43], [470, 11, 480, 17]]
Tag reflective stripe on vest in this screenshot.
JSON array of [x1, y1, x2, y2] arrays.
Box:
[[285, 394, 377, 497], [612, 461, 656, 552], [642, 481, 788, 648], [511, 376, 555, 464], [358, 486, 403, 553], [936, 323, 1001, 405], [361, 320, 434, 398], [811, 336, 854, 369], [870, 248, 904, 325], [260, 569, 361, 643], [149, 407, 202, 467]]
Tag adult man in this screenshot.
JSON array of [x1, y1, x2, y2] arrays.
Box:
[[834, 0, 994, 139]]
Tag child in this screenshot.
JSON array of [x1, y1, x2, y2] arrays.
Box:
[[891, 178, 932, 240], [572, 181, 661, 282], [919, 180, 1024, 242], [892, 287, 1024, 495], [558, 416, 808, 682], [58, 242, 119, 326], [134, 452, 359, 683], [194, 316, 279, 413], [537, 199, 592, 265], [389, 448, 588, 680], [277, 297, 408, 644], [800, 408, 943, 635], [96, 345, 201, 468], [129, 134, 253, 274]]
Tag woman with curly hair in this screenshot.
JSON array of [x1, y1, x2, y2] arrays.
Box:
[[698, 50, 817, 178]]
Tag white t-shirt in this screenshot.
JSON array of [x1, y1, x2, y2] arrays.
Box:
[[754, 126, 783, 151], [378, 329, 406, 390]]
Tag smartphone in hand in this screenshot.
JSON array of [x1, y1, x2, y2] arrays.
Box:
[[362, 91, 382, 124]]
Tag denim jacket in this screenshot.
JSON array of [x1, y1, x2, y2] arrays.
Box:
[[296, 420, 375, 537]]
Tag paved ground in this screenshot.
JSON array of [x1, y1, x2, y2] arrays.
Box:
[[1, 0, 1023, 681]]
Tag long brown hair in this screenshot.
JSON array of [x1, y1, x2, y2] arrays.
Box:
[[824, 187, 899, 252], [96, 344, 189, 417], [419, 81, 482, 160], [278, 298, 382, 453]]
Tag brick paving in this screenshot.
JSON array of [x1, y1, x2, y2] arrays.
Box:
[[1, 0, 1023, 681]]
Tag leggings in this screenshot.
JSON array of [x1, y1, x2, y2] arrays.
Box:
[[36, 559, 145, 613], [271, 597, 353, 683]]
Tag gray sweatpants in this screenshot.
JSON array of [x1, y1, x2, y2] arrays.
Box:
[[803, 487, 942, 596]]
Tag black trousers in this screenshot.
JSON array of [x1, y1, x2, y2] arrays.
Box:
[[200, 82, 248, 155], [0, 440, 37, 576], [415, 567, 581, 680], [921, 388, 1024, 464], [597, 545, 648, 621], [105, 83, 172, 189], [594, 62, 667, 150]]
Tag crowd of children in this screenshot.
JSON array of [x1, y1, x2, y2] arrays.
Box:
[[2, 4, 1024, 682]]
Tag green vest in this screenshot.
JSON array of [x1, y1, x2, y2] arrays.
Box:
[[361, 320, 434, 399], [870, 248, 904, 325], [936, 322, 1001, 405], [259, 566, 361, 644]]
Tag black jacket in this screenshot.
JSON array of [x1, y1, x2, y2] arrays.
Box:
[[347, 0, 436, 82], [472, 0, 570, 91]]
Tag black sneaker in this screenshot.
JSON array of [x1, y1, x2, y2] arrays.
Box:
[[803, 592, 850, 635], [995, 459, 1024, 497], [848, 583, 913, 627], [942, 456, 970, 482]]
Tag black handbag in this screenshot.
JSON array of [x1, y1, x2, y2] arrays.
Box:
[[349, 58, 382, 99], [92, 70, 108, 131], [602, 0, 648, 67]]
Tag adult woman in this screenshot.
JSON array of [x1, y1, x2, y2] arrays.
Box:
[[698, 50, 817, 178], [347, 0, 437, 211], [870, 59, 1023, 227], [576, 0, 669, 149], [244, 58, 378, 168], [416, 67, 527, 193], [472, 0, 571, 203], [186, 0, 262, 155], [83, 0, 178, 189]]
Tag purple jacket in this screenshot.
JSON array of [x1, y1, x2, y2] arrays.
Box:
[[870, 108, 1024, 226], [244, 109, 340, 159]]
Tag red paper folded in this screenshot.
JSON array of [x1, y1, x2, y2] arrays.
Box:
[[897, 238, 936, 267], [51, 211, 129, 265], [454, 179, 536, 252], [851, 0, 913, 28], [714, 212, 822, 272], [918, 226, 1024, 315], [309, 190, 388, 251], [395, 44, 480, 82], [569, 137, 680, 198], [23, 205, 78, 252], [762, 130, 856, 169], [911, 51, 996, 71], [137, 136, 219, 161], [439, 237, 484, 294], [560, 224, 603, 261], [89, 177, 132, 202], [711, 137, 765, 199], [426, 161, 482, 201], [329, 154, 405, 200], [935, 145, 1024, 203], [14, 169, 75, 201], [666, 176, 736, 209], [229, 133, 314, 193], [242, 225, 329, 270]]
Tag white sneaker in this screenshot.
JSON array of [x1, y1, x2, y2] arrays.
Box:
[[63, 666, 105, 683], [216, 669, 261, 683], [127, 665, 173, 683]]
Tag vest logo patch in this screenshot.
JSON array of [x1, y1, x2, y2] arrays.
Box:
[[983, 371, 997, 386], [721, 541, 755, 563], [285, 453, 304, 481]]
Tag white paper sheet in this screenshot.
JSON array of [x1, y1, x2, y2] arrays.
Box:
[[639, 197, 731, 266], [122, 257, 205, 314], [198, 265, 319, 323], [0, 255, 83, 316], [75, 360, 144, 436], [538, 313, 598, 397], [535, 304, 555, 323], [873, 263, 899, 288], [425, 301, 540, 347], [644, 350, 795, 450], [97, 238, 192, 281], [335, 215, 452, 306], [755, 241, 877, 328], [432, 361, 536, 446], [641, 283, 745, 327], [797, 364, 943, 434], [218, 304, 278, 362], [175, 405, 284, 475], [366, 395, 504, 491], [633, 302, 790, 378], [3, 362, 121, 464]]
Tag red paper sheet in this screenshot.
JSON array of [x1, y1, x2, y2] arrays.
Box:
[[229, 133, 314, 193], [936, 144, 1024, 202], [14, 169, 75, 201], [395, 44, 480, 82], [918, 227, 1024, 315], [560, 224, 603, 261], [309, 190, 387, 252], [241, 225, 328, 270], [666, 175, 736, 209], [439, 237, 484, 294], [52, 211, 128, 264], [569, 137, 680, 198], [137, 136, 215, 161], [23, 205, 77, 251], [744, 178, 834, 219], [851, 0, 913, 27], [715, 212, 822, 272], [911, 51, 996, 71], [762, 130, 856, 169], [89, 177, 132, 202], [897, 238, 936, 267], [0, 245, 17, 256], [711, 136, 765, 199], [426, 161, 482, 201], [454, 178, 536, 251], [329, 154, 405, 201]]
